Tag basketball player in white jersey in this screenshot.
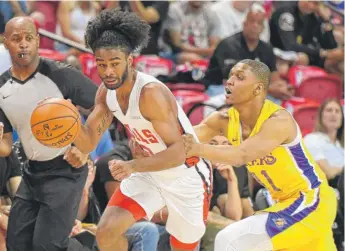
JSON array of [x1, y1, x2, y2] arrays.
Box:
[[72, 9, 211, 251]]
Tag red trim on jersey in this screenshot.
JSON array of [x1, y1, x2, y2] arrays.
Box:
[[170, 236, 199, 250], [107, 188, 146, 221]]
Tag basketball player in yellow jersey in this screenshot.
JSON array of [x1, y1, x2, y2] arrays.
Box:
[[183, 59, 337, 251]]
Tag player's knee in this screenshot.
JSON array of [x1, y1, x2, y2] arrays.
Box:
[[214, 226, 237, 251], [96, 219, 121, 247], [170, 235, 199, 250]]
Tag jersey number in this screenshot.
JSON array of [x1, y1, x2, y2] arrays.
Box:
[[253, 170, 281, 192]]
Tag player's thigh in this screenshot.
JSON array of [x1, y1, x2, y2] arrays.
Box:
[[161, 173, 210, 244], [214, 213, 273, 251], [112, 173, 166, 220]]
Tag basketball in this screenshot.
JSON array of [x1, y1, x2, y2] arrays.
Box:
[[30, 98, 81, 148]]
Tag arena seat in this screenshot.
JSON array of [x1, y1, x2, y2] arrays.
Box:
[[292, 103, 320, 136], [288, 65, 328, 88], [165, 83, 206, 92], [282, 96, 320, 114], [296, 74, 343, 103], [133, 55, 174, 77], [78, 53, 102, 85], [186, 102, 218, 126], [172, 90, 209, 125], [39, 49, 66, 62]]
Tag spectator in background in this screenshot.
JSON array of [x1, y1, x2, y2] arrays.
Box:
[[56, 1, 100, 53], [0, 0, 27, 23], [109, 0, 169, 55], [211, 0, 270, 43], [304, 99, 344, 187], [29, 1, 60, 50], [204, 4, 291, 104], [165, 0, 220, 63], [202, 134, 255, 251], [269, 0, 340, 68]]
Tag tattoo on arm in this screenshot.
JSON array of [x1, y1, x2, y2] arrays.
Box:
[[96, 111, 111, 136]]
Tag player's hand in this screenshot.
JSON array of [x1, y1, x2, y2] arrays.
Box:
[[0, 122, 4, 141], [70, 219, 84, 237], [129, 139, 150, 159], [182, 133, 199, 157], [215, 163, 237, 183], [63, 146, 89, 168], [109, 159, 135, 181]]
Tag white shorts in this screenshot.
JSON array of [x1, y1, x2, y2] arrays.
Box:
[[113, 166, 212, 244]]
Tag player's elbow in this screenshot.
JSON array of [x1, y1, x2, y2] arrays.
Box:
[[0, 147, 12, 157]]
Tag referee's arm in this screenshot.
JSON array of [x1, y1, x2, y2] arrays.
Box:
[[0, 109, 12, 157]]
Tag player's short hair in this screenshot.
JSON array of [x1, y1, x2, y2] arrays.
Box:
[[85, 8, 151, 54], [239, 59, 271, 90]]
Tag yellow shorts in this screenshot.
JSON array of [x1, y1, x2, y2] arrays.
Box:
[[262, 185, 337, 250]]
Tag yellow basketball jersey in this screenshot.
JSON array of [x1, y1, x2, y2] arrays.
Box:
[[227, 100, 327, 202]]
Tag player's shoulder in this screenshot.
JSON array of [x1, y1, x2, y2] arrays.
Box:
[[0, 70, 11, 89], [39, 58, 84, 80]]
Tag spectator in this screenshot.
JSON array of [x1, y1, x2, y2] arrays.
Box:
[[111, 0, 169, 55], [204, 3, 291, 103], [269, 0, 340, 68], [56, 1, 99, 53], [0, 0, 27, 23], [304, 99, 344, 187], [165, 0, 220, 63], [202, 134, 254, 251], [211, 0, 270, 42]]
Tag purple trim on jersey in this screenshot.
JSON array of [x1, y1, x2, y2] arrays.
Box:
[[266, 189, 320, 238], [289, 143, 321, 189]]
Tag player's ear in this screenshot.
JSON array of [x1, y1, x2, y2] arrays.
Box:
[[3, 37, 8, 50], [253, 83, 264, 96], [127, 54, 133, 67]]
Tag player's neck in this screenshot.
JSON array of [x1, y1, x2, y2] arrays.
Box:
[[116, 70, 136, 99], [11, 56, 40, 81], [235, 99, 264, 129]]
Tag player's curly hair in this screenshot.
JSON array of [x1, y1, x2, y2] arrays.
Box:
[[85, 8, 151, 54]]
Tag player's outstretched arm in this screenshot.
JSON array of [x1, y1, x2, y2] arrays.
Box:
[[73, 85, 113, 154], [130, 83, 187, 172], [185, 110, 297, 167], [193, 111, 227, 143]]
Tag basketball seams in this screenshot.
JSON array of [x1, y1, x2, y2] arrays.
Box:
[[35, 101, 79, 117], [33, 118, 79, 142], [30, 99, 81, 148], [31, 115, 77, 128]]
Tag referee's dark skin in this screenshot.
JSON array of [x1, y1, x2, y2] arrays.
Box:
[[2, 16, 93, 251]]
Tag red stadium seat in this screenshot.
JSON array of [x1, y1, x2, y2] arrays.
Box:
[[172, 90, 209, 125], [186, 103, 218, 126], [190, 59, 209, 71], [282, 96, 320, 114], [288, 65, 328, 88], [133, 55, 174, 77], [293, 103, 320, 136], [39, 49, 66, 62], [78, 53, 102, 85], [165, 83, 206, 92], [296, 75, 343, 103]]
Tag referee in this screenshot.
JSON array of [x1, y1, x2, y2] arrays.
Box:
[[0, 17, 97, 251]]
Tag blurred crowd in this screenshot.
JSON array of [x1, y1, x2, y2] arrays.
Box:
[[0, 0, 343, 251]]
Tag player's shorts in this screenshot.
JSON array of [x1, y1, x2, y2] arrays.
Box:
[[109, 165, 212, 244], [215, 184, 337, 251]]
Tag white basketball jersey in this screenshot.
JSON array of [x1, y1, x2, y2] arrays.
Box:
[[106, 71, 211, 181]]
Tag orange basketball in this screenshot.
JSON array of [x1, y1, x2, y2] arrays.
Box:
[[30, 98, 81, 148]]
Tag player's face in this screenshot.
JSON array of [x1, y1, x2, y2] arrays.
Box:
[[95, 48, 133, 90], [4, 22, 39, 67], [225, 63, 263, 105], [321, 101, 343, 131]]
